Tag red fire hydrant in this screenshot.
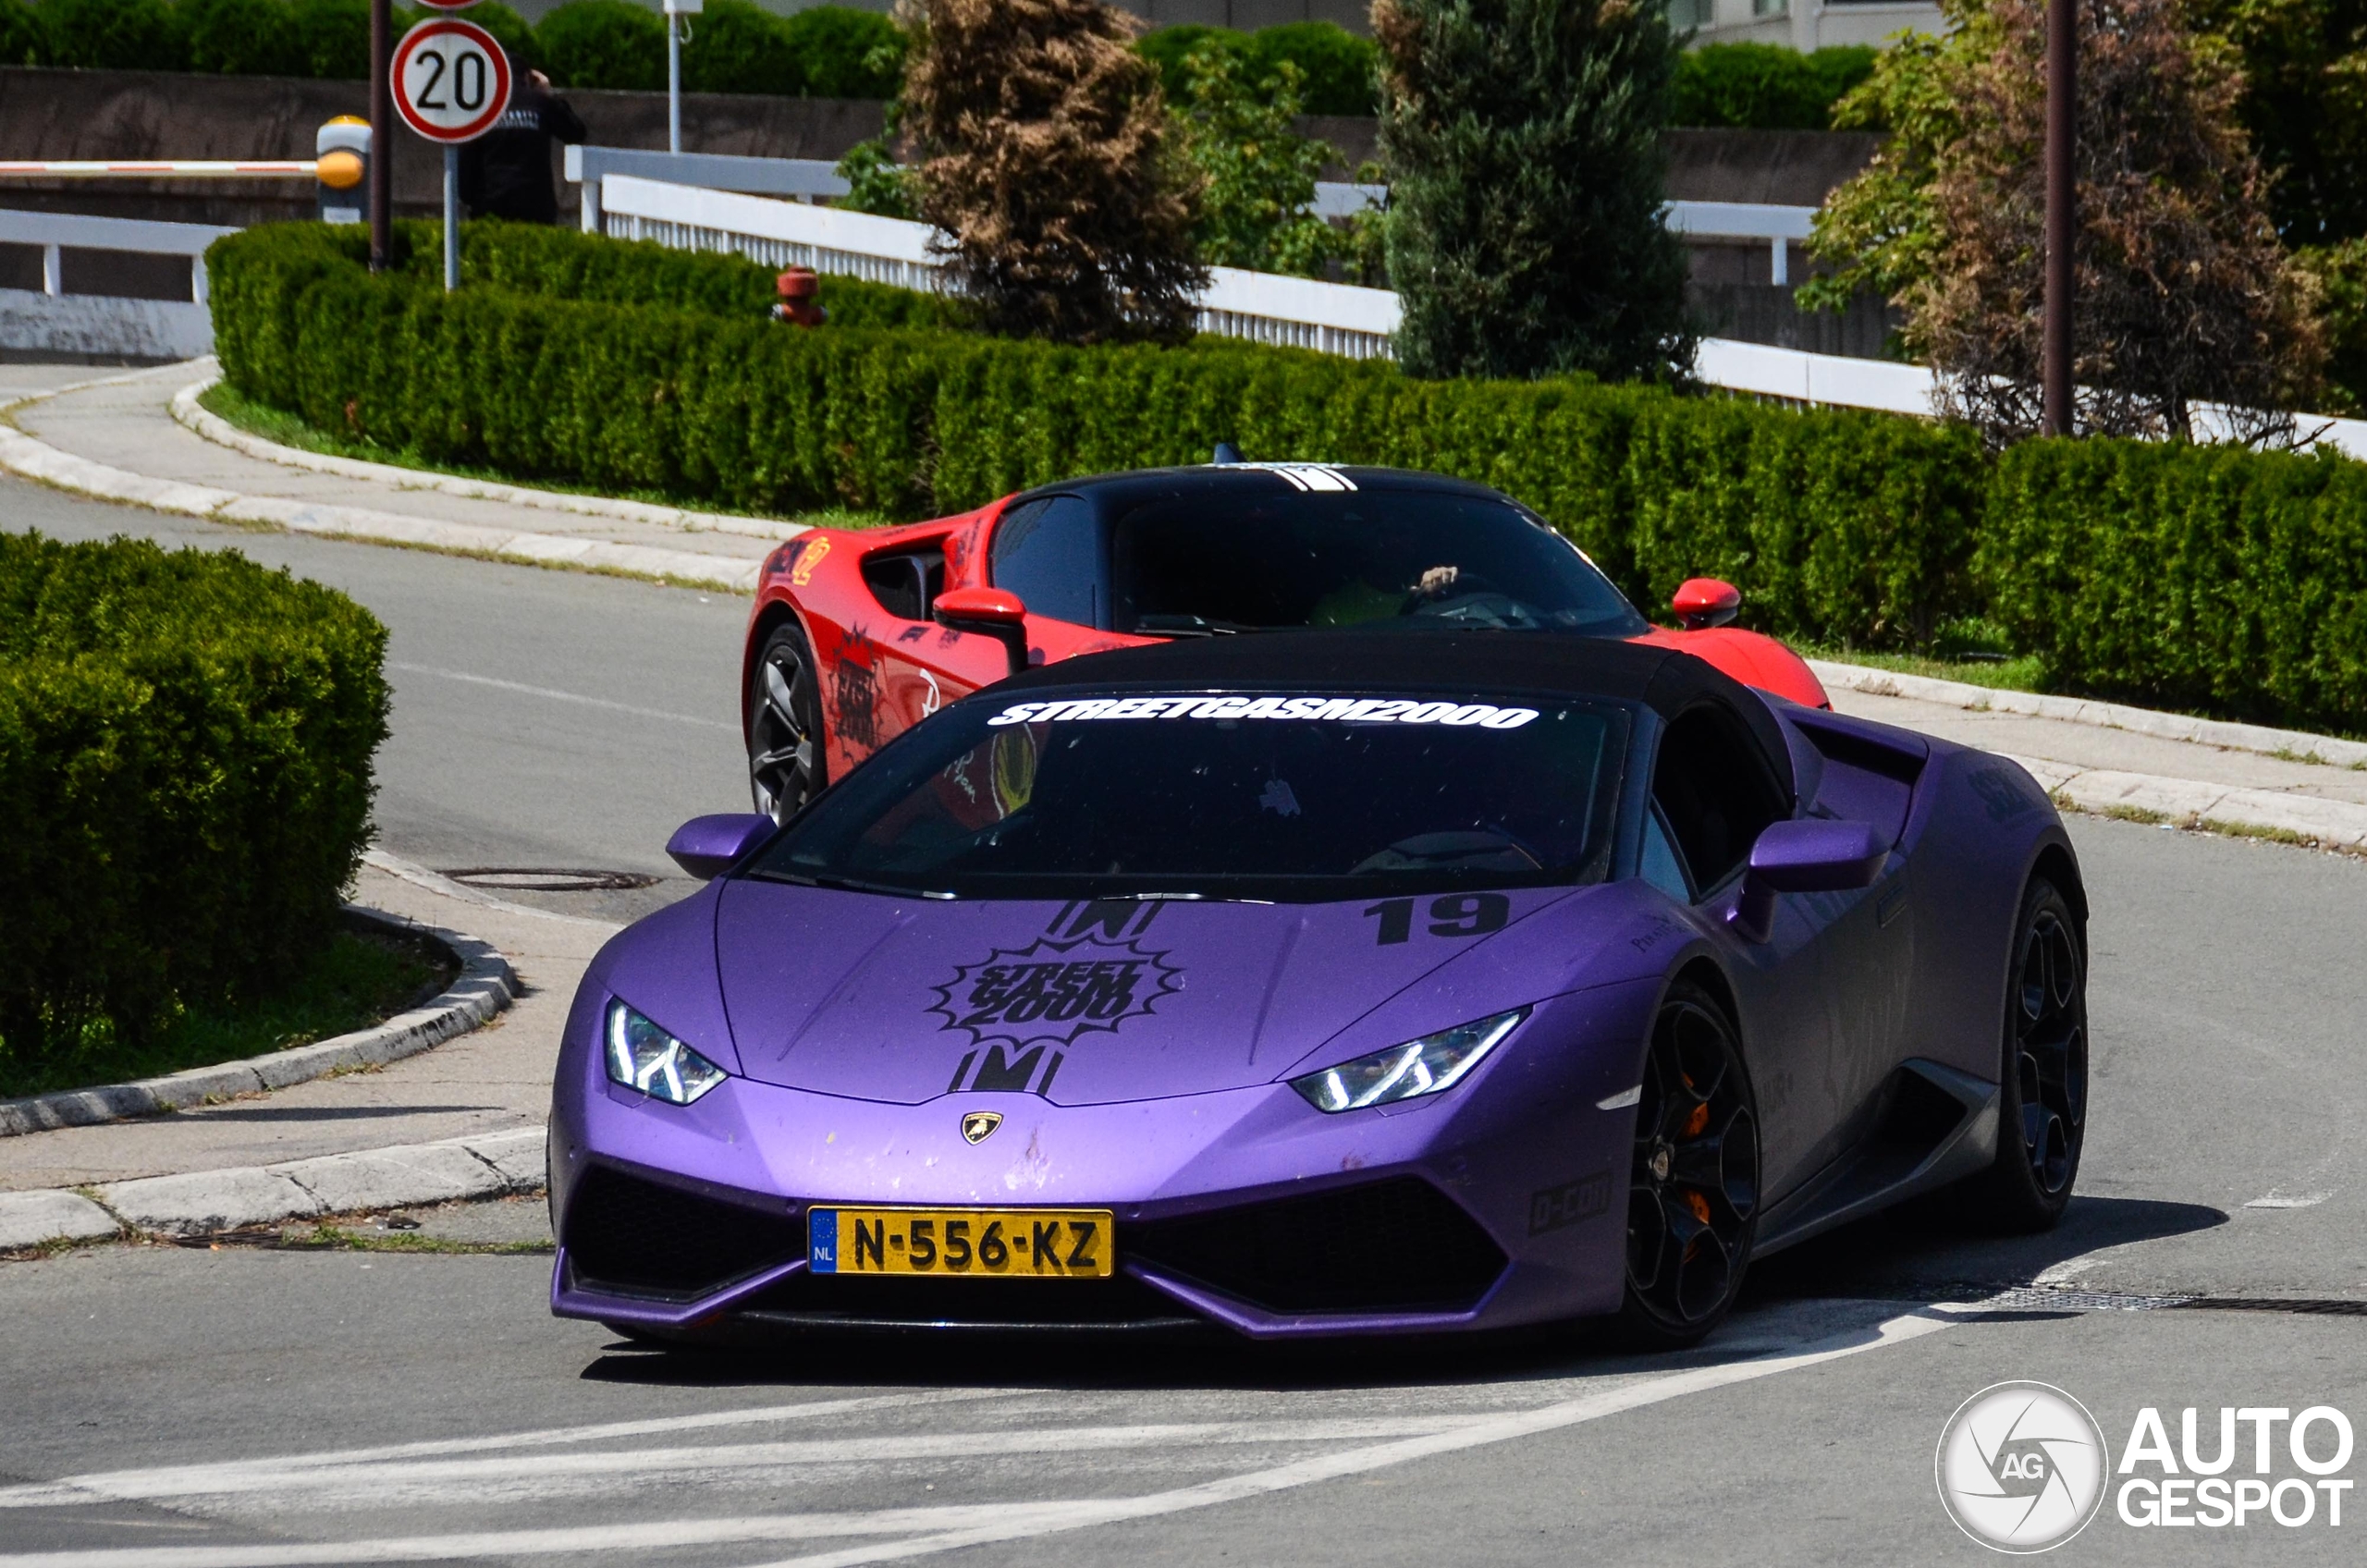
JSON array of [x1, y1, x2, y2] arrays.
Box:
[[771, 267, 826, 327]]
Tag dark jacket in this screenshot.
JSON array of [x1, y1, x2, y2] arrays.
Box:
[[457, 83, 587, 226]]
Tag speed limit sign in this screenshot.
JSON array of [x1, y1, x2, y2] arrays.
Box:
[[391, 18, 513, 144]]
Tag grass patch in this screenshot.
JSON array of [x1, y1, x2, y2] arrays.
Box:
[[0, 925, 450, 1101], [277, 1223, 551, 1256], [197, 382, 893, 533], [1799, 642, 2050, 694]]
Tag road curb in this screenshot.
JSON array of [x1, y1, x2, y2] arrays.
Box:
[[0, 401, 766, 594], [0, 1127, 548, 1247], [167, 368, 807, 545], [2008, 752, 2367, 851], [0, 907, 518, 1139], [1815, 659, 2367, 768]]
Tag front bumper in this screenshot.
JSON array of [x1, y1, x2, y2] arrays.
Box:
[[549, 985, 1653, 1341]]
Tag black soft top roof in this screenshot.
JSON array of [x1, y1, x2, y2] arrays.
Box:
[[997, 628, 1795, 795], [1016, 464, 1512, 512]]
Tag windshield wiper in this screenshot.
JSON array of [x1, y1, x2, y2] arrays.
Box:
[[1134, 614, 1275, 637], [768, 869, 956, 900]]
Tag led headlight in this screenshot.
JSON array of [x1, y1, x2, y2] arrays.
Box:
[[604, 1000, 728, 1106], [1291, 1008, 1528, 1113]]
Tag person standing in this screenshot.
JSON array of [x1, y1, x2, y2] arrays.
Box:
[[458, 59, 587, 226]]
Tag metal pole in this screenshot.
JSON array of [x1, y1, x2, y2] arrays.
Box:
[[443, 145, 460, 292], [369, 0, 391, 272], [668, 13, 683, 155], [2042, 0, 2076, 437]]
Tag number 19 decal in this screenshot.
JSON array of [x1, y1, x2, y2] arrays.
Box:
[[1364, 892, 1512, 946]]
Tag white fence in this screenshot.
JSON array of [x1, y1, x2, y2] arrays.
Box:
[[597, 174, 1403, 358], [595, 175, 2367, 459], [0, 208, 232, 360], [1664, 202, 1816, 287]]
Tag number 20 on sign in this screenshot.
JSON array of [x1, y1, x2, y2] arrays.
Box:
[[391, 18, 512, 143]]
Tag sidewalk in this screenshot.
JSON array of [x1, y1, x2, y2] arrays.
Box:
[[0, 861, 609, 1195]]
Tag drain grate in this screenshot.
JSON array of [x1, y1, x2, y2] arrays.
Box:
[[442, 867, 661, 892], [1945, 1287, 2367, 1317]]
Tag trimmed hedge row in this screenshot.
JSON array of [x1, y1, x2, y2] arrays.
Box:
[[207, 219, 2367, 729], [0, 533, 388, 1077], [212, 220, 1985, 656]]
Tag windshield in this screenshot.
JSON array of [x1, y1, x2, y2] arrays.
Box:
[[745, 688, 1630, 901], [1110, 489, 1646, 637]]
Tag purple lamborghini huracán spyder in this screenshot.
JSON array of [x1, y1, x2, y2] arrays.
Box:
[[548, 631, 2091, 1348]]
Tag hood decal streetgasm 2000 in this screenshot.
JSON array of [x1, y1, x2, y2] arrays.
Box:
[[928, 901, 1186, 1097]]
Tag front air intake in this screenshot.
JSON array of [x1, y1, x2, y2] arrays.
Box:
[[1128, 1176, 1507, 1315], [562, 1165, 803, 1301]]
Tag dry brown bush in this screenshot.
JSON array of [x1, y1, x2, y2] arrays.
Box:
[[898, 0, 1205, 345], [1910, 0, 2324, 443]]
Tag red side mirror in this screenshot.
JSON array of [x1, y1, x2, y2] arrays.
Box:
[[933, 586, 1030, 680], [1673, 577, 1742, 631]]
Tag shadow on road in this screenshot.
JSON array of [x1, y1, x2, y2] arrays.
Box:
[[1743, 1193, 2227, 1306]]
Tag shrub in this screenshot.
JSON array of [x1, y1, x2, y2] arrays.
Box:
[[0, 0, 48, 67], [1981, 437, 2367, 729], [534, 0, 663, 92], [182, 0, 305, 77], [288, 0, 369, 80], [1142, 21, 1381, 116], [685, 0, 804, 96], [1246, 21, 1379, 117], [784, 5, 905, 98], [1671, 43, 1877, 130], [210, 218, 1983, 655], [450, 1, 541, 76], [0, 533, 388, 1084], [40, 0, 188, 72], [1171, 43, 1339, 277]]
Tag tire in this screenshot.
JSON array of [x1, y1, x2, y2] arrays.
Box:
[[748, 619, 828, 823], [1955, 877, 2089, 1231], [1618, 980, 1761, 1350]]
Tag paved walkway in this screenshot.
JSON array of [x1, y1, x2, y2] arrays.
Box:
[[6, 354, 2365, 1207], [0, 864, 606, 1194]]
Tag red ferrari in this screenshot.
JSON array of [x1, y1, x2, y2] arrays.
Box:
[[740, 461, 1828, 818]]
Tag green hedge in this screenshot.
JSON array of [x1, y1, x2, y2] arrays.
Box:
[[5, 1, 901, 97], [1670, 43, 1878, 131], [0, 533, 389, 1081], [1139, 20, 1381, 117], [212, 217, 2367, 729], [212, 219, 1983, 655], [1981, 440, 2367, 725]]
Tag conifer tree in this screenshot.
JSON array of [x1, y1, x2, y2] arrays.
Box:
[[1373, 0, 1693, 382]]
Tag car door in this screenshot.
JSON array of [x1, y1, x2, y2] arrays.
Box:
[[1648, 700, 1846, 1200], [850, 538, 1001, 758]]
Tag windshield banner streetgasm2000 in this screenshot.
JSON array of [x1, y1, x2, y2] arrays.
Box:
[[984, 695, 1542, 729]]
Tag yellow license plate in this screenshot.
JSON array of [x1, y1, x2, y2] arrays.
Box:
[[807, 1207, 1113, 1279]]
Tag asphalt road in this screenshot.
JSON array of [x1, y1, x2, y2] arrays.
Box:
[[6, 477, 2366, 1565]]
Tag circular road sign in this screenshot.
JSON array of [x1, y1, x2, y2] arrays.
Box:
[[391, 18, 513, 145]]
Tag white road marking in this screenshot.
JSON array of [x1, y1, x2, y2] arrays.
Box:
[[387, 664, 736, 731], [2, 1419, 1485, 1510], [0, 1391, 1008, 1511], [0, 1305, 1952, 1568], [736, 1308, 1956, 1568], [2245, 1190, 2333, 1208]]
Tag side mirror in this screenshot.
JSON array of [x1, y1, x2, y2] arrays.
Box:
[[1673, 577, 1742, 631], [667, 814, 774, 880], [933, 585, 1030, 679], [1726, 819, 1888, 943]]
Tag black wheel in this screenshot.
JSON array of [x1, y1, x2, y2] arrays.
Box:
[[748, 619, 827, 823], [1619, 981, 1760, 1349], [1956, 878, 2088, 1230]]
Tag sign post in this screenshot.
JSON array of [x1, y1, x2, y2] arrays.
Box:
[[665, 1, 702, 157], [389, 14, 513, 292]]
